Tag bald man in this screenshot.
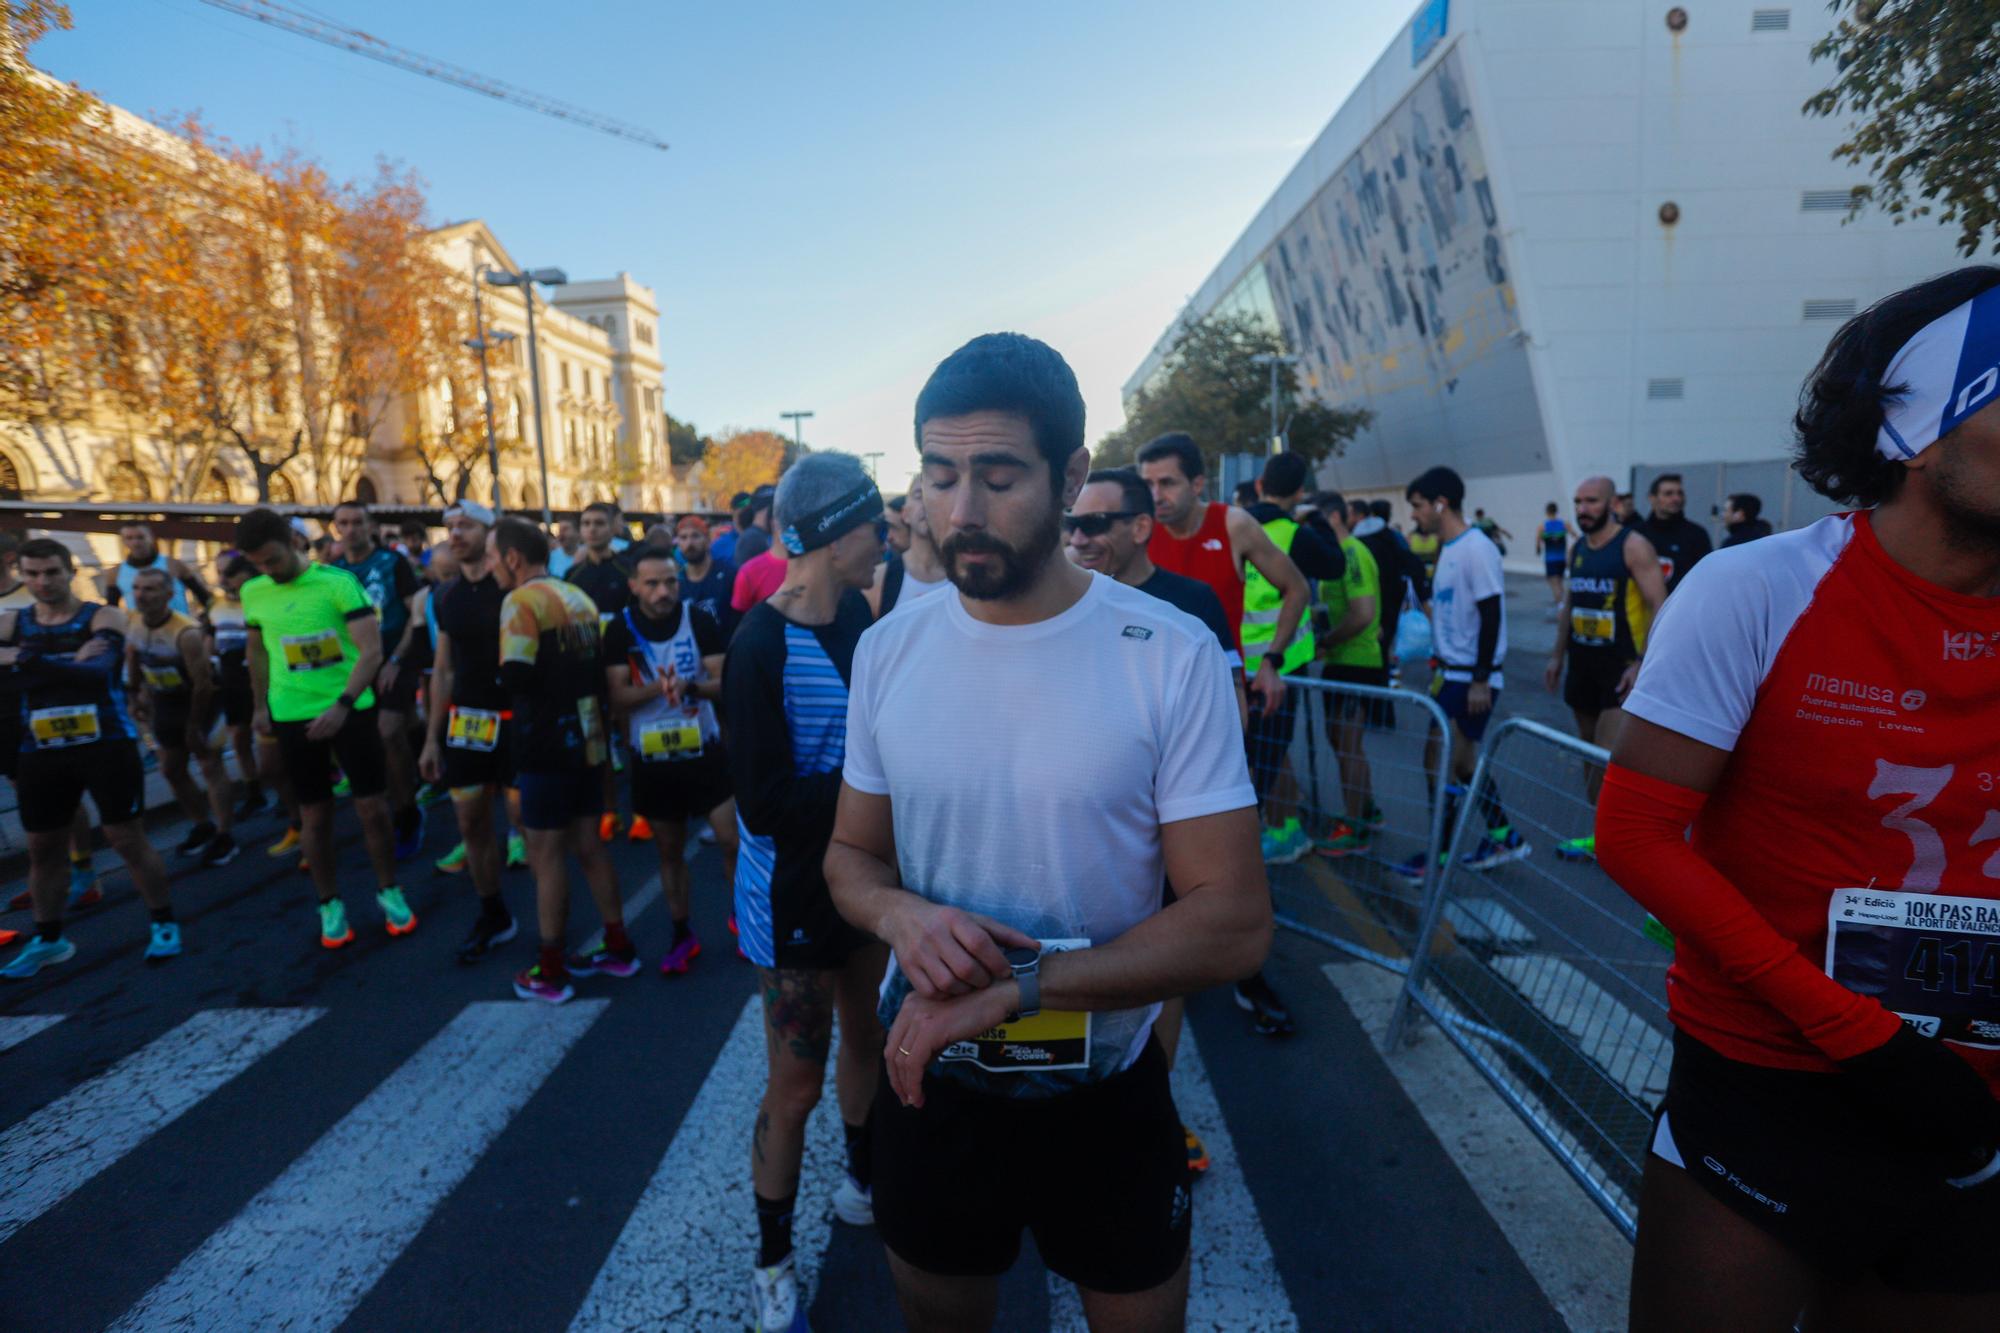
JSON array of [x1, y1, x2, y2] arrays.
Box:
[[1543, 476, 1667, 860]]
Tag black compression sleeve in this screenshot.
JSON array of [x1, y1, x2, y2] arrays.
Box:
[[1473, 594, 1501, 677]]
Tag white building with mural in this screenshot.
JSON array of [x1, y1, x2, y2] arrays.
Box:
[[1125, 0, 1971, 549]]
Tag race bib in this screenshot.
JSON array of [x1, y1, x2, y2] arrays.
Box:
[[938, 938, 1092, 1074], [142, 663, 185, 692], [1570, 607, 1615, 645], [1826, 888, 2000, 1047], [446, 706, 501, 752], [29, 705, 100, 749], [280, 630, 344, 672], [638, 718, 702, 761]]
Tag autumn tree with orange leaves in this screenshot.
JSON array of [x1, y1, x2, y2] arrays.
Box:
[[701, 428, 788, 508]]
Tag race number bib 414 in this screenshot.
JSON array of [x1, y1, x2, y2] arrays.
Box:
[[937, 938, 1091, 1074], [1826, 888, 2000, 1047]]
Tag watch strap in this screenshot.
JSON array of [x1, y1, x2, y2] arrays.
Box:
[[1013, 962, 1040, 1019]]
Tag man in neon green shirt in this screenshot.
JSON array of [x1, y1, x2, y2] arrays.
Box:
[[1311, 490, 1385, 855], [235, 507, 416, 950]]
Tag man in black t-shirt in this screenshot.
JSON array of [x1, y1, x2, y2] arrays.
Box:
[[604, 549, 738, 974], [564, 500, 637, 839], [1637, 472, 1712, 597], [417, 502, 523, 963]]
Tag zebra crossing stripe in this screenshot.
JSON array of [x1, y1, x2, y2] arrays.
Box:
[[569, 995, 848, 1331], [0, 1013, 65, 1055], [1047, 1028, 1299, 1331], [111, 999, 607, 1333], [0, 1007, 323, 1244]]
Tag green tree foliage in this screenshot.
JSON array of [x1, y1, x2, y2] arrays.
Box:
[[666, 412, 711, 466], [1805, 0, 2000, 256], [1095, 312, 1371, 471]]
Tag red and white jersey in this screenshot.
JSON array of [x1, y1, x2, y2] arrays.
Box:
[[1625, 510, 2000, 1074]]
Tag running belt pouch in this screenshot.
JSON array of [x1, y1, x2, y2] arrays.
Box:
[[1595, 764, 1902, 1061]]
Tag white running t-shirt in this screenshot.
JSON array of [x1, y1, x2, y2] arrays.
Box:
[[1430, 525, 1507, 686], [843, 570, 1255, 1094]]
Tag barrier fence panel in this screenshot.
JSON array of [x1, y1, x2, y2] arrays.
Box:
[[1386, 717, 1671, 1240], [1251, 675, 1454, 974]]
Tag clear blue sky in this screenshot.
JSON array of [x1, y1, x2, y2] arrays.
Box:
[[40, 0, 1413, 488]]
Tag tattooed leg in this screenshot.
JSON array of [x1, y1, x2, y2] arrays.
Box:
[[752, 966, 836, 1200]]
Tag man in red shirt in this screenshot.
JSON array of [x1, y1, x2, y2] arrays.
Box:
[[1600, 267, 2000, 1328], [731, 543, 787, 614]]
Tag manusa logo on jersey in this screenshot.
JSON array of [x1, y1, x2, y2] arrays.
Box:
[[1801, 672, 1926, 712]]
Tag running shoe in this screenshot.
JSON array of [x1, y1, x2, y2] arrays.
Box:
[[174, 821, 217, 859], [1391, 851, 1444, 885], [628, 816, 654, 843], [1312, 821, 1372, 858], [512, 963, 574, 1005], [393, 808, 426, 863], [0, 935, 75, 979], [68, 864, 102, 910], [0, 929, 17, 949], [832, 1176, 874, 1226], [1642, 914, 1676, 952], [415, 782, 450, 809], [1464, 826, 1532, 871], [331, 773, 352, 799], [376, 886, 418, 936], [567, 944, 641, 978], [506, 834, 527, 869], [657, 933, 702, 975], [1185, 1124, 1212, 1176], [267, 827, 303, 858], [1260, 822, 1309, 866], [145, 920, 182, 962], [1234, 974, 1296, 1037], [597, 812, 621, 843], [456, 912, 518, 964], [1554, 834, 1597, 863], [434, 842, 468, 875], [200, 832, 240, 868], [233, 790, 270, 822], [750, 1254, 808, 1333], [1361, 802, 1387, 830], [319, 898, 354, 950]]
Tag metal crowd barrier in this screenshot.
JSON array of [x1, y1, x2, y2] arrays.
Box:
[[1251, 674, 1454, 973], [1385, 717, 1671, 1240]]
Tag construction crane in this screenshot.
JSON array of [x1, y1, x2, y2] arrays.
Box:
[[193, 0, 670, 151]]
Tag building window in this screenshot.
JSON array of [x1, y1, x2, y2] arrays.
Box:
[[355, 476, 379, 505], [103, 460, 150, 502], [267, 472, 297, 506], [0, 451, 22, 500], [603, 315, 617, 338], [194, 465, 231, 505], [561, 362, 572, 392], [566, 419, 578, 460]]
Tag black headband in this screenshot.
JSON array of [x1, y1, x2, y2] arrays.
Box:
[[780, 481, 883, 555]]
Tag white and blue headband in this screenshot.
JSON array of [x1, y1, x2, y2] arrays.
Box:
[[1876, 286, 2000, 461]]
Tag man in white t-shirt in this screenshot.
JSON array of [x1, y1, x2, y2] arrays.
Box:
[[826, 332, 1270, 1330], [1394, 466, 1528, 882]]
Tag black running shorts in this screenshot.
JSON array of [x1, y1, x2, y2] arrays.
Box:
[[150, 697, 194, 751], [630, 747, 731, 823], [1652, 1029, 2000, 1294], [17, 738, 146, 832], [873, 1037, 1191, 1294], [441, 711, 516, 792], [274, 706, 388, 805], [374, 658, 423, 715], [218, 680, 254, 727], [1561, 649, 1632, 717]]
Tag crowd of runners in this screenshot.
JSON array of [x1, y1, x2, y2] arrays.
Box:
[[5, 265, 2000, 1330]]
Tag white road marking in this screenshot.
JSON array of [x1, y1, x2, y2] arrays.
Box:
[[111, 1000, 605, 1333], [569, 995, 849, 1332], [1047, 1029, 1299, 1331], [0, 1007, 322, 1243], [0, 1012, 65, 1055]]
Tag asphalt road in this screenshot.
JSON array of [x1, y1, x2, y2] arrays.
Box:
[[0, 585, 1589, 1333]]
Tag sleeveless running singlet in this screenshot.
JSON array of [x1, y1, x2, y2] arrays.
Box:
[[6, 602, 136, 749], [1566, 528, 1644, 660], [619, 604, 721, 758], [1147, 502, 1243, 652], [131, 609, 198, 702]]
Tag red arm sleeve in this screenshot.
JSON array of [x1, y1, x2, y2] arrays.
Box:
[[1595, 762, 1901, 1061]]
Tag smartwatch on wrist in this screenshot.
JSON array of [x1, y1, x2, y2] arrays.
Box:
[[1004, 945, 1041, 1020], [336, 691, 357, 709]]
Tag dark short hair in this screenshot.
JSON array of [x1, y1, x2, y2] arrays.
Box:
[[1648, 473, 1682, 495], [887, 494, 908, 513], [398, 519, 426, 537], [915, 332, 1086, 488], [234, 507, 293, 553], [0, 529, 20, 556], [1727, 492, 1763, 521], [17, 537, 72, 569], [1260, 452, 1311, 500], [1546, 502, 1559, 514], [1369, 499, 1392, 520], [630, 547, 677, 575], [583, 501, 622, 522], [1136, 433, 1204, 480], [1794, 265, 2000, 507], [1406, 466, 1466, 510], [117, 520, 151, 535], [1314, 489, 1348, 519], [333, 500, 369, 519], [1231, 481, 1259, 506], [1084, 467, 1154, 519], [221, 555, 256, 580], [493, 515, 550, 567]]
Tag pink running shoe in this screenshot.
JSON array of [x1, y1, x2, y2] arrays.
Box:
[[658, 933, 702, 975]]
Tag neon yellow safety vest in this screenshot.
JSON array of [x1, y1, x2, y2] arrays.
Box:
[[1242, 516, 1314, 676]]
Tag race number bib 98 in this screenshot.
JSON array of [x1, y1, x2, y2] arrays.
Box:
[[638, 718, 702, 761], [280, 630, 344, 672], [938, 938, 1092, 1074], [1570, 607, 1615, 645], [1826, 888, 2000, 1047]]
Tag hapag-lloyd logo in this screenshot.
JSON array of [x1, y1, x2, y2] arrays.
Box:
[[1802, 672, 1926, 711]]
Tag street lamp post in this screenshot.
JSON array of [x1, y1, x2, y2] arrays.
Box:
[[861, 451, 883, 482], [463, 269, 517, 511], [779, 409, 813, 456], [483, 265, 569, 527], [1249, 352, 1299, 455]]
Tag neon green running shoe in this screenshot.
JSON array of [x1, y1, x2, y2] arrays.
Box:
[[319, 898, 353, 949], [331, 774, 352, 800], [1555, 834, 1597, 863], [377, 886, 418, 936], [506, 834, 527, 869], [434, 842, 468, 875]]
